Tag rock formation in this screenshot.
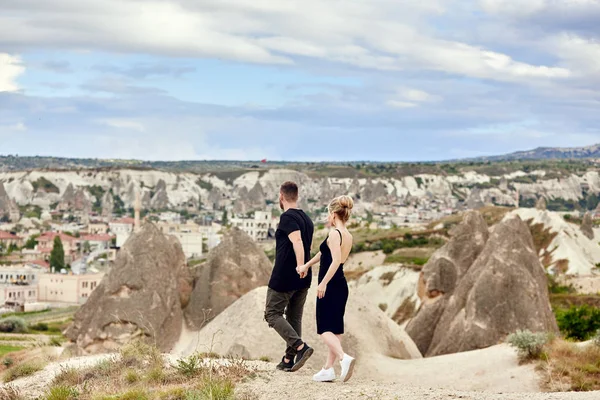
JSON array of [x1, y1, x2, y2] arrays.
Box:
[[536, 197, 547, 210], [247, 182, 266, 210], [176, 284, 422, 375], [150, 180, 170, 209], [185, 227, 272, 329], [352, 266, 421, 325], [101, 191, 114, 218], [407, 212, 558, 357], [406, 211, 489, 355], [57, 183, 91, 212], [465, 188, 485, 209], [65, 223, 191, 354], [581, 212, 595, 240], [208, 187, 225, 210], [0, 182, 20, 222]]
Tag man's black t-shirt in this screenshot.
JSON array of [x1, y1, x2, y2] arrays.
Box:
[[268, 209, 314, 292]]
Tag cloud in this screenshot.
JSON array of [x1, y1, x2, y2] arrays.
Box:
[[0, 0, 572, 84], [40, 60, 71, 73], [80, 77, 167, 96], [0, 53, 24, 92], [92, 63, 196, 78], [0, 122, 27, 131], [97, 119, 145, 132]]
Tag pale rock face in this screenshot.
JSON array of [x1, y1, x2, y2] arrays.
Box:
[[0, 168, 597, 213], [175, 284, 422, 376], [352, 266, 421, 325], [65, 223, 191, 354], [507, 208, 600, 275]]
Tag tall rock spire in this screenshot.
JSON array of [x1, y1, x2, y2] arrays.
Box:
[[134, 190, 141, 232]]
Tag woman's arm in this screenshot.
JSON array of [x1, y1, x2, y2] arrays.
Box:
[[306, 252, 321, 267], [297, 252, 321, 278], [317, 232, 342, 298]]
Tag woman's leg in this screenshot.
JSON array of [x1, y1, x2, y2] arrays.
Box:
[[324, 347, 337, 370], [321, 332, 344, 362]]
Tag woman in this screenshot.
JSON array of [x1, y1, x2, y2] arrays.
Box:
[[297, 195, 355, 383]]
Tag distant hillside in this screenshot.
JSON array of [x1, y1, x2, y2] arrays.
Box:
[[478, 144, 600, 161]]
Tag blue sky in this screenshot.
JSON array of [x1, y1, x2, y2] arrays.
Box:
[[1, 0, 599, 161]]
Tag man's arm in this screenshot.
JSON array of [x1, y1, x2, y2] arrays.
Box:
[[288, 230, 305, 269]]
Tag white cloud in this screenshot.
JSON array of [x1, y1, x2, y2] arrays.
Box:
[[387, 100, 418, 109], [387, 88, 442, 108], [554, 34, 600, 77], [97, 119, 146, 132], [0, 122, 27, 131], [0, 0, 571, 83], [0, 54, 24, 92]]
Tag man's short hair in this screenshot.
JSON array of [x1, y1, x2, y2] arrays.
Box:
[[280, 181, 299, 202]]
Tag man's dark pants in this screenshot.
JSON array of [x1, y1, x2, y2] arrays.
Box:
[[265, 287, 308, 361]]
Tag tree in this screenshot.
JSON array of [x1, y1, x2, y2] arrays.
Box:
[[50, 236, 65, 271], [83, 241, 91, 253], [221, 209, 228, 225], [23, 235, 39, 250]]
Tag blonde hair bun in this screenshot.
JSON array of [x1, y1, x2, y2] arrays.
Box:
[[338, 195, 354, 210], [328, 195, 354, 223]]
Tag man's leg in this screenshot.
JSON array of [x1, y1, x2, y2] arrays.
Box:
[[285, 287, 309, 356], [265, 288, 303, 362]]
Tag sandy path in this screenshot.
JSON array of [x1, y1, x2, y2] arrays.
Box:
[[238, 365, 600, 400]]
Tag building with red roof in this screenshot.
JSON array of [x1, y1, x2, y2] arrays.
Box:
[[37, 232, 78, 255], [0, 231, 23, 248]]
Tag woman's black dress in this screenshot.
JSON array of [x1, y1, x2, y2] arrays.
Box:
[[316, 229, 349, 335]]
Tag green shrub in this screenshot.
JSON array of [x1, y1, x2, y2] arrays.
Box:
[[30, 322, 49, 332], [3, 357, 14, 368], [0, 318, 28, 334], [547, 274, 575, 294], [555, 305, 600, 341], [507, 330, 549, 360], [45, 385, 79, 400], [174, 354, 202, 377], [198, 376, 234, 400]]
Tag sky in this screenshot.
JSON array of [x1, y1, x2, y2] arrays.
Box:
[[1, 0, 600, 162]]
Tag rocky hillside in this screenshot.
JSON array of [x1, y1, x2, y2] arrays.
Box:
[[2, 166, 600, 213], [479, 143, 600, 162]]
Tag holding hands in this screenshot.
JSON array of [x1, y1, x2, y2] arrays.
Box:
[[296, 264, 310, 279]]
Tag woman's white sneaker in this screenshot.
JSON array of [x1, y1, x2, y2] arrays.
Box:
[[339, 354, 355, 383], [312, 368, 336, 382]]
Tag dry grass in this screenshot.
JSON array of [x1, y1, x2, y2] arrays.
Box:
[[3, 360, 45, 383], [538, 339, 600, 392], [526, 219, 559, 269], [392, 298, 417, 325], [43, 342, 256, 400], [344, 268, 370, 282]]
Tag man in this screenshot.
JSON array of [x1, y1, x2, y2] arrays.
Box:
[[265, 181, 314, 372]]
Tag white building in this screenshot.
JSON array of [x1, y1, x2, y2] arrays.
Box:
[[158, 222, 204, 259], [231, 211, 276, 241], [109, 217, 135, 247], [38, 273, 104, 304], [0, 265, 41, 306]]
